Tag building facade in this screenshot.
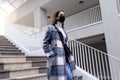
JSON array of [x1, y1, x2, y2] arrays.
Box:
[[4, 0, 120, 80]]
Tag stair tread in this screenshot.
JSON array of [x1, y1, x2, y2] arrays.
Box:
[[0, 55, 25, 58], [0, 53, 25, 56], [0, 52, 25, 55], [0, 67, 47, 72], [0, 42, 11, 44], [0, 56, 47, 58], [0, 49, 21, 51], [0, 44, 15, 46], [0, 42, 12, 44], [0, 40, 10, 41], [1, 60, 47, 64], [26, 56, 47, 58], [8, 73, 46, 80], [0, 47, 18, 49], [7, 74, 83, 80], [0, 41, 11, 43], [0, 51, 22, 53], [0, 52, 23, 53], [0, 45, 16, 47]]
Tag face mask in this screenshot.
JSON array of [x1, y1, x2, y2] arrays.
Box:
[[59, 16, 65, 23]]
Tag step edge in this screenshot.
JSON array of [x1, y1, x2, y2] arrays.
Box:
[[8, 73, 46, 80], [0, 67, 47, 73], [1, 60, 47, 64]]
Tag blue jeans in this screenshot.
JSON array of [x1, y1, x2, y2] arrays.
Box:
[[66, 62, 73, 80]]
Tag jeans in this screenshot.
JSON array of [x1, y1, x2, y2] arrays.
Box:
[[66, 62, 73, 80]]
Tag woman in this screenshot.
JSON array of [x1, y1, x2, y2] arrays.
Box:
[[43, 10, 78, 80]]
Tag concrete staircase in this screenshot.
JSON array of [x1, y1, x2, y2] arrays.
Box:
[[0, 36, 82, 80], [0, 56, 47, 80]]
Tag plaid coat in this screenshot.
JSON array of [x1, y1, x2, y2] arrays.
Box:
[[43, 25, 78, 80]]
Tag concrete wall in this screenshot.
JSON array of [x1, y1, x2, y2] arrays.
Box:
[[5, 0, 50, 55], [6, 0, 49, 28], [65, 0, 120, 59], [65, 0, 120, 79], [5, 0, 120, 79], [14, 12, 34, 27], [5, 0, 120, 58], [5, 22, 48, 56]]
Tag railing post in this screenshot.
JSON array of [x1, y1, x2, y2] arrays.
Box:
[[68, 39, 120, 80]]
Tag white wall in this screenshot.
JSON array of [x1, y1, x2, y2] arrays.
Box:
[[14, 12, 34, 27], [6, 0, 49, 30], [99, 0, 120, 79], [0, 16, 5, 35], [7, 0, 35, 23], [5, 22, 48, 56], [5, 0, 50, 56], [34, 7, 47, 29], [65, 0, 120, 79], [65, 0, 120, 59]]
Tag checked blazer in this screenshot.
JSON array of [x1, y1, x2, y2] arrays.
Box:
[[43, 25, 78, 80]]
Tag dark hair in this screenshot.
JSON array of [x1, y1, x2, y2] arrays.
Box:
[[52, 10, 64, 27]]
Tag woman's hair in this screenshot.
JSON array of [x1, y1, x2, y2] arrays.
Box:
[[52, 10, 64, 27]]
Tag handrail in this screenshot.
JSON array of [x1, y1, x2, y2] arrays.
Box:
[[67, 37, 120, 80], [69, 38, 120, 62], [66, 5, 102, 32]]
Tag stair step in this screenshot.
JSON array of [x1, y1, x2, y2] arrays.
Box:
[[0, 56, 26, 63], [8, 74, 83, 80], [0, 37, 8, 39], [0, 56, 47, 63], [0, 37, 6, 39], [0, 48, 20, 51], [0, 43, 13, 45], [0, 41, 11, 43], [0, 61, 47, 70], [0, 35, 5, 38], [0, 43, 15, 46], [26, 56, 48, 61], [8, 73, 47, 80], [0, 46, 18, 49], [0, 45, 15, 47], [0, 67, 46, 79], [0, 49, 22, 53], [0, 42, 12, 44], [0, 50, 22, 54], [0, 39, 9, 42], [0, 52, 25, 56]]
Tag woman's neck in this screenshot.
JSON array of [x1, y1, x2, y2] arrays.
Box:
[[57, 22, 62, 27]]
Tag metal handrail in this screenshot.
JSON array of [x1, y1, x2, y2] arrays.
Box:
[[68, 38, 120, 80]]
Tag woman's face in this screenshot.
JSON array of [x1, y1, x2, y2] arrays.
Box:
[[57, 11, 65, 20], [56, 11, 65, 23]]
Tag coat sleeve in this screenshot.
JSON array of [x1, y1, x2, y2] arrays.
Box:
[[43, 27, 54, 56]]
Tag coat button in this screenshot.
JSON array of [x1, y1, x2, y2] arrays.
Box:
[[55, 44, 57, 46]]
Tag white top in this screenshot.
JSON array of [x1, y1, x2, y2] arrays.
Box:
[[56, 25, 66, 39]]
